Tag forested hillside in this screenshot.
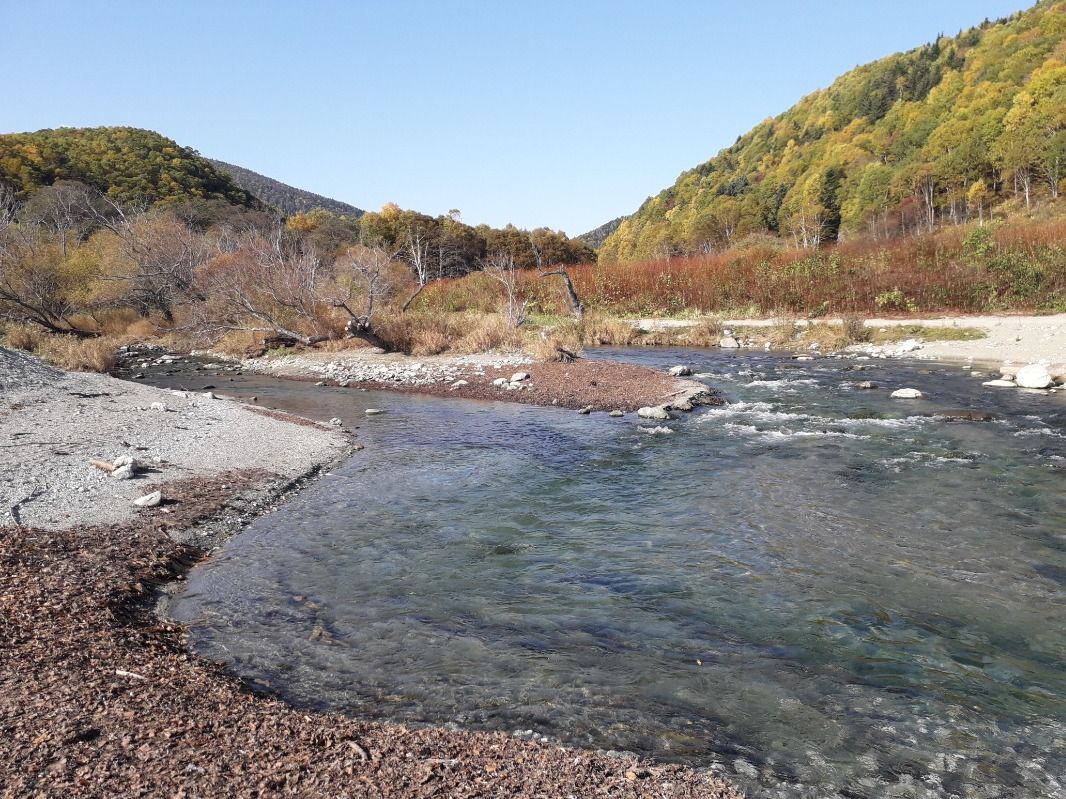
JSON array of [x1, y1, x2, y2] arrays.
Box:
[[207, 159, 363, 218], [600, 0, 1066, 262], [577, 216, 627, 249], [0, 127, 259, 208]]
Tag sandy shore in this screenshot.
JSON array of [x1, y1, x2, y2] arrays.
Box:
[[634, 313, 1066, 368], [0, 347, 742, 798]]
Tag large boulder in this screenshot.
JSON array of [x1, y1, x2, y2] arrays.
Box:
[[1015, 364, 1053, 389], [668, 365, 691, 376], [719, 337, 740, 349]]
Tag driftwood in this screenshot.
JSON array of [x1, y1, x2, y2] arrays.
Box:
[[90, 459, 116, 473]]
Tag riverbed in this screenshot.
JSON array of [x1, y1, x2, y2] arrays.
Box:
[[143, 349, 1064, 799]]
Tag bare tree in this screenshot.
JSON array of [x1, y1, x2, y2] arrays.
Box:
[[189, 231, 331, 346], [484, 250, 528, 326], [0, 190, 100, 337], [531, 235, 584, 320], [330, 245, 396, 349], [399, 227, 433, 312]]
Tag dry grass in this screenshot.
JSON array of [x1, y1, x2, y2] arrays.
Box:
[[580, 313, 638, 346], [454, 314, 524, 353], [2, 323, 48, 352], [677, 317, 724, 346], [33, 335, 120, 373], [527, 321, 584, 361]]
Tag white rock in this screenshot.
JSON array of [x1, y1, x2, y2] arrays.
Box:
[[492, 377, 509, 387], [608, 410, 624, 417], [668, 365, 691, 376], [1015, 364, 1053, 389], [637, 406, 672, 420], [983, 379, 1017, 388], [202, 391, 216, 399], [112, 455, 135, 468], [890, 388, 923, 399], [719, 337, 740, 349], [450, 379, 469, 390], [510, 371, 530, 382], [132, 490, 161, 508], [328, 417, 343, 426], [641, 425, 674, 435], [149, 401, 167, 412], [111, 464, 135, 480], [364, 408, 385, 415], [895, 339, 922, 354]]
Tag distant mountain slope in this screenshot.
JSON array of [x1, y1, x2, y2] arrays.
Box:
[[0, 127, 260, 208], [600, 1, 1066, 262], [207, 159, 363, 218], [576, 216, 627, 250]]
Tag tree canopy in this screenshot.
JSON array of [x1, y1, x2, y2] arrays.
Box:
[[599, 0, 1066, 262]]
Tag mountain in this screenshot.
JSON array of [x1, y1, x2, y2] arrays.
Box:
[[207, 159, 363, 218], [576, 216, 627, 250], [599, 1, 1066, 263], [0, 127, 259, 208]]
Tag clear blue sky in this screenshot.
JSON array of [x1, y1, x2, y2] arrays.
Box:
[[4, 0, 1032, 234]]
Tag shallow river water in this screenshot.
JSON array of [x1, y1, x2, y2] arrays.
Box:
[[156, 349, 1065, 798]]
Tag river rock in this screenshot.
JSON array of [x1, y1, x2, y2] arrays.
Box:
[[856, 381, 878, 389], [983, 379, 1016, 387], [637, 406, 671, 420], [641, 425, 673, 435], [1015, 364, 1053, 389], [450, 379, 469, 390], [202, 391, 216, 399], [577, 406, 593, 414], [112, 455, 135, 468], [934, 409, 998, 422], [510, 371, 530, 382], [328, 417, 343, 426], [132, 490, 162, 508], [890, 388, 923, 399], [608, 410, 624, 417], [668, 365, 692, 376], [719, 337, 740, 349], [364, 408, 385, 415], [149, 401, 167, 412], [492, 377, 509, 387], [111, 464, 134, 480]]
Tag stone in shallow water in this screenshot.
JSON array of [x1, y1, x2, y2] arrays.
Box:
[[1015, 364, 1053, 389], [637, 406, 671, 419], [890, 388, 922, 399]]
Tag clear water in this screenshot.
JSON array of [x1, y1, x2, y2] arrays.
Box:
[[164, 350, 1066, 798]]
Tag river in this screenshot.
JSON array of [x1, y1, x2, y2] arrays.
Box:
[[131, 349, 1066, 798]]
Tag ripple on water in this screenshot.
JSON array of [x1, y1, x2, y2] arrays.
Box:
[[170, 350, 1066, 799]]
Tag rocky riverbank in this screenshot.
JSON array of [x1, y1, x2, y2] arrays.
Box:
[[0, 347, 742, 798], [118, 345, 721, 415]]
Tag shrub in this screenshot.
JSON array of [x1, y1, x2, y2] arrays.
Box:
[[581, 312, 638, 346], [3, 324, 47, 352], [35, 335, 119, 373], [680, 317, 724, 347], [841, 314, 871, 343]]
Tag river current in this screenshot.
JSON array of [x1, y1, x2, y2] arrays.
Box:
[[153, 349, 1065, 798]]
